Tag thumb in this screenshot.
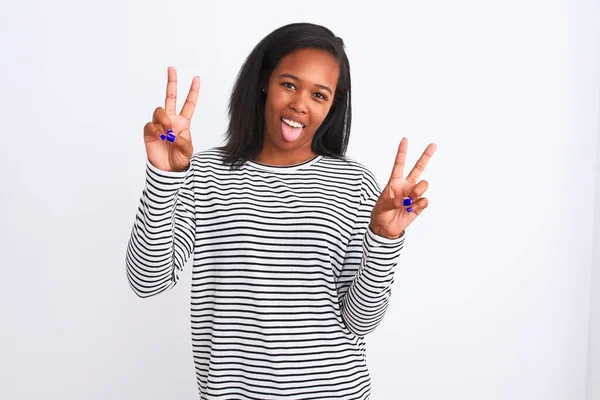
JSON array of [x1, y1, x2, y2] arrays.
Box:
[[378, 196, 412, 212]]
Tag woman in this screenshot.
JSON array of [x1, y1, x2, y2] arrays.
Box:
[[127, 22, 436, 400]]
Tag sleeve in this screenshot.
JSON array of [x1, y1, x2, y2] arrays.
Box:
[[337, 169, 405, 337], [125, 158, 197, 298]]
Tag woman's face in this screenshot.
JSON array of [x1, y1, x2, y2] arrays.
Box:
[[262, 48, 340, 162]]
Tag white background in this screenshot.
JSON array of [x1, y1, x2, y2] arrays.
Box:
[[1, 0, 599, 399]]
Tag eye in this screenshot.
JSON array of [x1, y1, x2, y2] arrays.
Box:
[[282, 82, 296, 90], [314, 92, 327, 101]]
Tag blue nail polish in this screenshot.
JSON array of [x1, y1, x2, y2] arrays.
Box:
[[407, 207, 413, 213], [167, 129, 173, 134], [403, 198, 412, 207], [167, 133, 176, 142], [160, 134, 167, 140]]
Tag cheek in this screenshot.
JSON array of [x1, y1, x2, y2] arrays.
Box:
[[311, 105, 331, 127], [269, 88, 288, 106]]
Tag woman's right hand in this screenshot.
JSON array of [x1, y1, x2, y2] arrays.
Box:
[[144, 66, 200, 172]]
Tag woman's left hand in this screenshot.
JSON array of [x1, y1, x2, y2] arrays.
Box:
[[369, 138, 437, 239]]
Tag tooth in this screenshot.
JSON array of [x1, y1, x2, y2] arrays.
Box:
[[282, 118, 303, 128]]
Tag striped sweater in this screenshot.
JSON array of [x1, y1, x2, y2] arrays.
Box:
[[126, 148, 405, 400]]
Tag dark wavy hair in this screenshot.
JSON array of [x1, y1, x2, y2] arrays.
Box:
[[217, 22, 352, 169]]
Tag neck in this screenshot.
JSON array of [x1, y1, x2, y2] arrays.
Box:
[[253, 147, 317, 166]]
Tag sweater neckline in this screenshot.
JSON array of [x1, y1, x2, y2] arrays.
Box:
[[245, 154, 324, 172]]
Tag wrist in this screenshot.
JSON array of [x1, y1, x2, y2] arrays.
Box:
[[369, 223, 405, 239], [171, 163, 190, 172]]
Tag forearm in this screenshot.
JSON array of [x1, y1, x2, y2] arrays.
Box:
[[341, 226, 404, 336], [126, 160, 196, 298]]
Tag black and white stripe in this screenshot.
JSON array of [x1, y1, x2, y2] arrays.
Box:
[[126, 148, 405, 400]]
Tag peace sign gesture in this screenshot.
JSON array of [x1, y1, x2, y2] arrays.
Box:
[[143, 66, 201, 172], [369, 138, 437, 239]]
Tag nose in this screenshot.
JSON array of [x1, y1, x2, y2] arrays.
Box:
[[289, 93, 308, 115]]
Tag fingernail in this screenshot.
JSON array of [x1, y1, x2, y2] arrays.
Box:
[[167, 129, 173, 134], [166, 135, 175, 143], [403, 198, 412, 207], [160, 134, 167, 140], [407, 207, 413, 213]]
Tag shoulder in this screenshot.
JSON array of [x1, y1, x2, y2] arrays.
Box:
[[320, 155, 380, 188], [187, 147, 237, 175], [190, 147, 226, 166]]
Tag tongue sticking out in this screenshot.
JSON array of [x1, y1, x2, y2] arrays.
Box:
[[281, 119, 303, 142]]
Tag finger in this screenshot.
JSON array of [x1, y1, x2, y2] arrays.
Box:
[[177, 127, 192, 140], [165, 66, 178, 115], [173, 134, 193, 159], [408, 180, 429, 200], [408, 197, 429, 215], [152, 107, 173, 133], [390, 137, 408, 180], [143, 121, 163, 140], [180, 76, 201, 120], [379, 195, 429, 213], [406, 143, 437, 184], [380, 180, 428, 211]]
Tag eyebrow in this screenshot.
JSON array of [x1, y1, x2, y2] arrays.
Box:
[[279, 73, 333, 95]]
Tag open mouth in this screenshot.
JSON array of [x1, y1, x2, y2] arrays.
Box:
[[281, 117, 305, 128], [280, 117, 305, 142]]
